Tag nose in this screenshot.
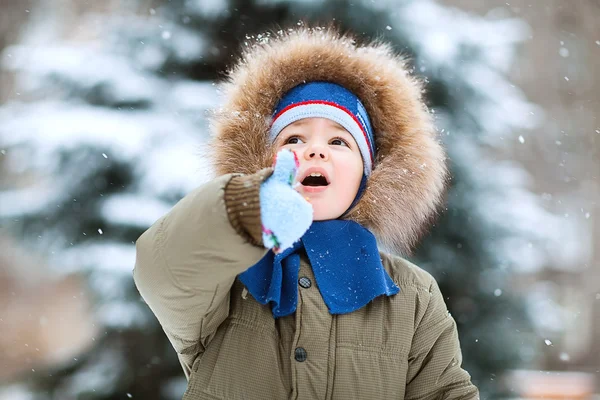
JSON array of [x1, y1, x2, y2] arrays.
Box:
[[304, 142, 329, 161]]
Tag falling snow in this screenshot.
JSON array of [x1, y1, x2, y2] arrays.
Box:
[[0, 2, 594, 399], [559, 47, 569, 57]]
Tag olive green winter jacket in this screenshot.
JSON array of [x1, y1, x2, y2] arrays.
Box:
[[133, 173, 479, 400]]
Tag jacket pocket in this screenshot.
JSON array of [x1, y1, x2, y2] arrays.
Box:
[[331, 345, 407, 399], [188, 319, 289, 400]]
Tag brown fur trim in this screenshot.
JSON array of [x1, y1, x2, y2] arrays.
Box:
[[210, 27, 448, 255]]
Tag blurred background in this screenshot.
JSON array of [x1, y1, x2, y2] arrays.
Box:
[[0, 0, 598, 399]]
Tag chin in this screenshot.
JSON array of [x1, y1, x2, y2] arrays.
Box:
[[311, 209, 329, 221], [312, 208, 344, 221]]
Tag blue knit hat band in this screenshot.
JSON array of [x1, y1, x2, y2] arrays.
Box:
[[270, 82, 375, 176]]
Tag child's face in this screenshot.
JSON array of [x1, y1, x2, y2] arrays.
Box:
[[275, 117, 364, 221]]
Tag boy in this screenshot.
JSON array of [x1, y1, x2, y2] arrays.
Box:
[[134, 27, 479, 399]]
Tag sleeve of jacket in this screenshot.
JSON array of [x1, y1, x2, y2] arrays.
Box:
[[405, 276, 479, 400], [133, 172, 270, 379]]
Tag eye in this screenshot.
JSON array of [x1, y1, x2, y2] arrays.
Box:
[[285, 136, 304, 145], [330, 137, 349, 147]]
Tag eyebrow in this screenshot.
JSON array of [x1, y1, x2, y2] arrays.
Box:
[[288, 119, 308, 128], [331, 124, 350, 134]]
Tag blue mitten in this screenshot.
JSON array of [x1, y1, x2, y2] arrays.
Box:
[[260, 149, 313, 252]]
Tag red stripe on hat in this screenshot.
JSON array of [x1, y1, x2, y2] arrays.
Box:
[[272, 100, 374, 163]]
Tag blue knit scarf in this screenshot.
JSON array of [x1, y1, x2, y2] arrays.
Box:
[[239, 220, 400, 318]]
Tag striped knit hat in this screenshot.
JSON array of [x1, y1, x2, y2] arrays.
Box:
[[269, 82, 375, 176]]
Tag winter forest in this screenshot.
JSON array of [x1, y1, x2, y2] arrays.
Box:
[[0, 0, 599, 399]]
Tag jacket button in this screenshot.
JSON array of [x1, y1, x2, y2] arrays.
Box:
[[298, 277, 312, 288], [294, 347, 307, 362]]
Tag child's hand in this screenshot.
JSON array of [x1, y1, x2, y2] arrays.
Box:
[[260, 149, 313, 253]]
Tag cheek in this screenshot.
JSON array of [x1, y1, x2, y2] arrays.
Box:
[[335, 156, 363, 193], [348, 154, 364, 187]]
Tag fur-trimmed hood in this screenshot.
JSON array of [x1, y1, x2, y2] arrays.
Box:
[[210, 27, 447, 255]]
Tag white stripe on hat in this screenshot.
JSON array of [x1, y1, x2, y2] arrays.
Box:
[[270, 103, 373, 176]]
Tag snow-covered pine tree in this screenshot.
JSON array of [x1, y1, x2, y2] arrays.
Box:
[[0, 0, 571, 398]]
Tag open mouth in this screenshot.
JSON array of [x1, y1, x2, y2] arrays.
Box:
[[301, 173, 329, 187]]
